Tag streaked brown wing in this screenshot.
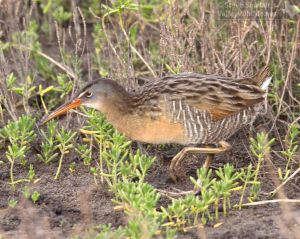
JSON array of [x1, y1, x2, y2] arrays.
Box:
[[165, 78, 265, 121], [134, 70, 267, 121]]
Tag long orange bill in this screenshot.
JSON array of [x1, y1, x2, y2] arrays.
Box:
[[39, 98, 81, 125]]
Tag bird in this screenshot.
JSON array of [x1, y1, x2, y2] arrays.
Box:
[[41, 66, 272, 181]]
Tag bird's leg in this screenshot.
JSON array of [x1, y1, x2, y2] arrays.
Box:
[[203, 154, 214, 168], [169, 141, 231, 182]]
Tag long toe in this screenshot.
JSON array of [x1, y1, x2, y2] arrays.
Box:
[[168, 168, 178, 183]]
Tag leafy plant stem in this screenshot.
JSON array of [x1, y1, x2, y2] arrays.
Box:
[[55, 152, 65, 180], [10, 159, 15, 189]]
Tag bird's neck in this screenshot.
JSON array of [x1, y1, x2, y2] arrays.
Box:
[[99, 83, 134, 121], [100, 83, 155, 139]]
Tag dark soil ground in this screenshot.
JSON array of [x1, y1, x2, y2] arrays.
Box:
[[1, 122, 300, 239]]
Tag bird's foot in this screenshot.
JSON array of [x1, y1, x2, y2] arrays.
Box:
[[168, 141, 232, 183], [169, 168, 183, 183]]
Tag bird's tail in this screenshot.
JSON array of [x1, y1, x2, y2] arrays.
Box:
[[255, 66, 272, 114], [254, 66, 272, 91]]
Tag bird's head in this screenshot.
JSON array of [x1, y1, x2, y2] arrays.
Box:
[[40, 78, 128, 124]]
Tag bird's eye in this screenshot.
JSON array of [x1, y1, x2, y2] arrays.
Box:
[[85, 91, 93, 98]]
